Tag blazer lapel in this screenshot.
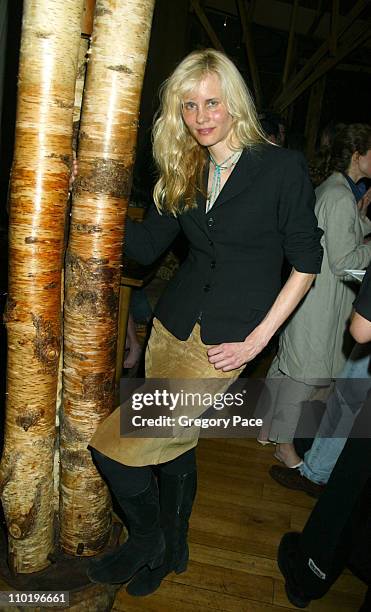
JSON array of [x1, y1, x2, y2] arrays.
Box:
[[190, 163, 209, 230], [188, 145, 266, 228], [210, 145, 265, 212]]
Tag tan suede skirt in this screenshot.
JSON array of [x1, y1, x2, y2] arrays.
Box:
[[89, 318, 245, 466]]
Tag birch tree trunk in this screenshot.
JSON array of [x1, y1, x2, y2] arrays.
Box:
[[54, 33, 90, 520], [0, 0, 84, 573], [60, 0, 155, 556]]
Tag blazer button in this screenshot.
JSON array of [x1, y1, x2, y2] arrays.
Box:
[[207, 217, 214, 227], [208, 239, 213, 246], [203, 284, 211, 292], [210, 261, 216, 269]]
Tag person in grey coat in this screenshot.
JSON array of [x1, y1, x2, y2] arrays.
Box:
[[261, 123, 371, 469]]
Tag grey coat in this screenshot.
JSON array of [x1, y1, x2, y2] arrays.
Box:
[[277, 172, 371, 382]]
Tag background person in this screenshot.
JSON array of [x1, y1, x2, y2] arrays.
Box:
[[262, 123, 371, 469], [277, 261, 371, 611]]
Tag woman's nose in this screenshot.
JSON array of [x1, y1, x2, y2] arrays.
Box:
[[196, 105, 209, 124]]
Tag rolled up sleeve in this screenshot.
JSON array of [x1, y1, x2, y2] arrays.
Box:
[[323, 193, 371, 277], [278, 151, 323, 273]]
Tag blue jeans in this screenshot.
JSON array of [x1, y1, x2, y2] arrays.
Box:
[[300, 342, 371, 484]]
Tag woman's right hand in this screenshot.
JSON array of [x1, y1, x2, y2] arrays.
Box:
[[358, 187, 371, 218]]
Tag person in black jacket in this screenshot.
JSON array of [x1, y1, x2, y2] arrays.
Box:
[[87, 49, 323, 595], [277, 263, 371, 609]]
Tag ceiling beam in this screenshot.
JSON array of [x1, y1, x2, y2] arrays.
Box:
[[306, 0, 326, 38], [282, 0, 299, 86], [275, 22, 371, 111], [206, 0, 370, 42], [237, 0, 262, 107], [272, 0, 369, 109], [191, 0, 225, 53], [329, 0, 339, 56], [304, 75, 326, 159]]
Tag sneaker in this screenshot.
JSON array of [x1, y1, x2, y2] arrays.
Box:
[[278, 532, 311, 609]]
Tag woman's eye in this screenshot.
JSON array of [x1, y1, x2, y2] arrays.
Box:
[[207, 100, 219, 108], [183, 102, 196, 111]]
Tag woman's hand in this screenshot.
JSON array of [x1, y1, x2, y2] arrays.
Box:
[[207, 326, 269, 371], [358, 187, 371, 218], [207, 269, 315, 372], [69, 156, 78, 192]]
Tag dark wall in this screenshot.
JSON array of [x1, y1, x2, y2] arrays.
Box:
[[0, 0, 22, 225], [132, 0, 190, 205]]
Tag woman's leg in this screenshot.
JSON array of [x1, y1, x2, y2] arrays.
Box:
[[123, 313, 142, 370], [89, 319, 244, 593], [278, 438, 371, 606], [266, 367, 314, 467], [134, 320, 246, 594], [299, 343, 371, 484], [127, 448, 197, 596], [87, 449, 165, 585], [91, 448, 152, 497]]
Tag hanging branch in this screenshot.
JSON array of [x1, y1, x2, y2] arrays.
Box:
[[60, 0, 155, 557], [0, 0, 84, 574]]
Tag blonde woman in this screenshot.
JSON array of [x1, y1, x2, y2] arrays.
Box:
[[87, 49, 323, 595]]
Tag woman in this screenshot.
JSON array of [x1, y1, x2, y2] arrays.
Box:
[[264, 123, 371, 470], [87, 49, 323, 595]]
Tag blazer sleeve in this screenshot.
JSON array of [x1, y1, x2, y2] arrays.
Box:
[[278, 151, 323, 273], [322, 191, 371, 277], [124, 204, 180, 265]]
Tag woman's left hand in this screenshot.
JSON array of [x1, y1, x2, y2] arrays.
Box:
[[69, 156, 78, 192], [207, 327, 269, 371]]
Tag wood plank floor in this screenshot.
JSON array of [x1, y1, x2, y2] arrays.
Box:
[[114, 438, 367, 612]]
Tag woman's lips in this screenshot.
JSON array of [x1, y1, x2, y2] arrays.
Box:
[[197, 128, 215, 135]]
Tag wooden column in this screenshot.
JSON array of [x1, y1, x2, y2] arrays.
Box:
[[60, 0, 155, 557], [304, 75, 326, 160]]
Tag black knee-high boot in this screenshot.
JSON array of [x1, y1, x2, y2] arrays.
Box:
[[126, 469, 197, 596], [87, 471, 165, 585]]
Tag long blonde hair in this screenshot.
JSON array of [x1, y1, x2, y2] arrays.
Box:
[[152, 49, 266, 215]]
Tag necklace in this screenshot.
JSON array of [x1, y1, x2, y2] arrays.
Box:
[[206, 150, 242, 213]]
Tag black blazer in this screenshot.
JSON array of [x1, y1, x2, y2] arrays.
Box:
[[125, 144, 323, 344]]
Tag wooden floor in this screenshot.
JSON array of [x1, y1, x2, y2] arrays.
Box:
[[113, 438, 366, 612]]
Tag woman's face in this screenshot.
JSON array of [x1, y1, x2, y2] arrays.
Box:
[[181, 72, 233, 153], [358, 149, 371, 179]]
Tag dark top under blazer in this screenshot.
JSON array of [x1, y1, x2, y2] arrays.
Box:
[[125, 144, 324, 344]]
